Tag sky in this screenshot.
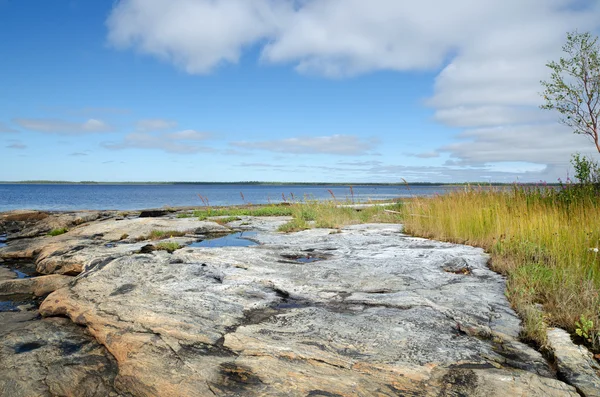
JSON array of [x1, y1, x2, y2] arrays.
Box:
[[1, 0, 600, 183]]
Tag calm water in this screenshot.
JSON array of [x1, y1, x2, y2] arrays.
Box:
[[0, 184, 459, 212], [189, 231, 258, 248]]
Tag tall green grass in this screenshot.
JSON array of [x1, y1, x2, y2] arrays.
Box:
[[192, 205, 294, 220], [401, 184, 600, 350], [278, 201, 403, 232]]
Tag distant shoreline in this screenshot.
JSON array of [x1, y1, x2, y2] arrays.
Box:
[[0, 181, 560, 186]]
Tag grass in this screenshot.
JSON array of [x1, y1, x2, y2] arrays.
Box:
[[188, 198, 402, 232], [47, 228, 68, 236], [154, 241, 182, 253], [146, 230, 187, 241], [213, 216, 242, 225], [277, 201, 403, 232], [193, 204, 294, 220], [400, 184, 600, 351]]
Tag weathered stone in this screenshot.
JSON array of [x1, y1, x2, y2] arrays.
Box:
[[0, 237, 48, 260], [0, 210, 50, 222], [0, 216, 215, 275], [0, 316, 121, 397], [0, 265, 17, 281], [36, 219, 578, 396], [0, 274, 73, 297], [5, 211, 103, 239], [67, 216, 230, 241], [548, 327, 600, 396]]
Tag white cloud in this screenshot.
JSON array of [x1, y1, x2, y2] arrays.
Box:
[[231, 134, 376, 155], [102, 131, 213, 154], [13, 118, 113, 134], [433, 106, 555, 128], [106, 0, 600, 180], [107, 0, 283, 74], [408, 151, 440, 159], [164, 129, 210, 140], [106, 0, 600, 76], [439, 123, 595, 168], [136, 118, 178, 132]]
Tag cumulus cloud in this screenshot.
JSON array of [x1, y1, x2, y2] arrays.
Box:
[[107, 0, 284, 74], [102, 129, 212, 154], [106, 0, 600, 180], [136, 118, 178, 132], [106, 1, 600, 76], [231, 134, 376, 155], [13, 118, 113, 134]]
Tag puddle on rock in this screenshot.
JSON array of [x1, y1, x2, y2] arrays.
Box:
[[1, 262, 38, 279], [0, 301, 19, 312], [0, 292, 43, 313], [13, 269, 29, 279], [189, 232, 258, 248], [280, 252, 331, 264], [0, 233, 6, 248], [295, 256, 323, 264]]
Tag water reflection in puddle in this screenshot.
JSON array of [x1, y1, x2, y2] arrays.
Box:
[[189, 231, 258, 248], [1, 264, 35, 279], [296, 256, 323, 264], [0, 234, 7, 248], [0, 301, 19, 312], [13, 269, 29, 279]]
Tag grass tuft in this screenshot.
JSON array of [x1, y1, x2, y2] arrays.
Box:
[[213, 216, 242, 225], [154, 241, 182, 253], [48, 228, 68, 236], [145, 230, 187, 241]]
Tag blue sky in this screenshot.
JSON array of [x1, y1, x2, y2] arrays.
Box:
[[1, 0, 599, 182]]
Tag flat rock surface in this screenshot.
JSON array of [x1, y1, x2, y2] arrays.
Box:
[[0, 215, 229, 275], [23, 216, 577, 396], [0, 315, 122, 397]]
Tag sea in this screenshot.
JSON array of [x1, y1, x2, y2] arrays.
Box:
[[0, 183, 461, 212]]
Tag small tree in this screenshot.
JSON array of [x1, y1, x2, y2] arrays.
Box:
[[541, 31, 600, 153]]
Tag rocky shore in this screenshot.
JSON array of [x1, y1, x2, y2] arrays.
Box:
[[0, 209, 598, 396]]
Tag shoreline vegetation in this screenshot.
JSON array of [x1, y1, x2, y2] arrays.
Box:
[[3, 181, 596, 354], [0, 180, 562, 186], [179, 182, 600, 354], [399, 184, 600, 353]]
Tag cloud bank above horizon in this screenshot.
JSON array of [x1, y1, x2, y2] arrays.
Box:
[[104, 0, 600, 181]]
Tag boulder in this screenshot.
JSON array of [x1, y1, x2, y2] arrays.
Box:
[[548, 328, 600, 397], [0, 274, 73, 297]]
